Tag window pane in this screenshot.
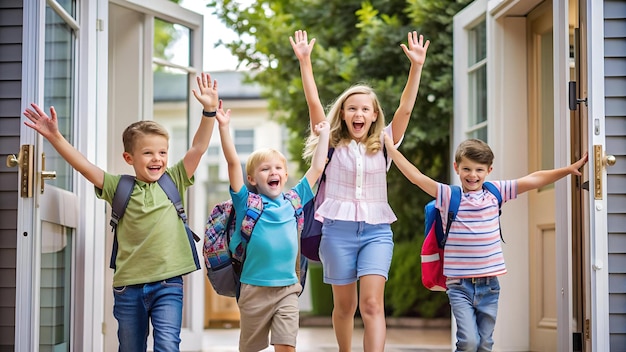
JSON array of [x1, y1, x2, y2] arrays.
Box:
[[468, 65, 487, 127], [153, 66, 190, 165], [51, 0, 75, 18], [43, 5, 75, 191], [154, 18, 191, 67], [467, 19, 487, 141], [469, 128, 488, 143], [469, 20, 486, 65], [235, 129, 255, 154], [39, 223, 72, 352]]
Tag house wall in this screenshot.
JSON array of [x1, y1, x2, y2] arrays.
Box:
[[604, 0, 626, 348], [0, 1, 22, 350]]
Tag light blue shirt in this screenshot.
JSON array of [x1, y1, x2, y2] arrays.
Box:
[[229, 177, 313, 286]]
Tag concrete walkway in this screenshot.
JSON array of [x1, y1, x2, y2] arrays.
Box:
[[202, 317, 451, 352]]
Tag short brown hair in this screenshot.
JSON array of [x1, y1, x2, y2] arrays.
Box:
[[246, 148, 288, 177], [454, 139, 494, 166], [122, 120, 169, 153]]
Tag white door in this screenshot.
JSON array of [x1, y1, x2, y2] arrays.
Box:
[[15, 1, 85, 351], [106, 1, 206, 351]]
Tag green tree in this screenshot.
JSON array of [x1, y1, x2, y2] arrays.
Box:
[[208, 0, 472, 317]]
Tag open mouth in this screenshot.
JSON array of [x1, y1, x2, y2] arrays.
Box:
[[268, 180, 280, 187], [353, 122, 365, 131]]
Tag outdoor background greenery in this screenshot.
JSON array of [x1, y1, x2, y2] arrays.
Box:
[[207, 0, 473, 318]]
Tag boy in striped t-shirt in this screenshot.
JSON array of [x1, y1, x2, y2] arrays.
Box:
[[383, 135, 587, 352]]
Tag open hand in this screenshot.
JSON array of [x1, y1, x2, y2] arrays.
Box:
[[23, 103, 59, 140], [214, 100, 231, 127], [192, 72, 219, 111], [401, 31, 430, 66], [570, 152, 589, 176], [290, 30, 316, 61]]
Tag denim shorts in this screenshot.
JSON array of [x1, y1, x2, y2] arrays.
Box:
[[319, 219, 393, 285]]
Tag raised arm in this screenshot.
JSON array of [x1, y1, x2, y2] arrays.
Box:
[[516, 152, 588, 195], [24, 104, 105, 189], [304, 121, 330, 188], [184, 72, 219, 178], [214, 101, 243, 193], [290, 30, 326, 128], [383, 132, 438, 198], [390, 32, 430, 144]]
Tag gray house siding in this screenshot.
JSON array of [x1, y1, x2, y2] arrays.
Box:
[[605, 0, 626, 349], [0, 1, 22, 350]]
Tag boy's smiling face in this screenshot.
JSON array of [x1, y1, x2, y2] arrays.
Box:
[[454, 157, 493, 193], [247, 157, 288, 199], [123, 134, 169, 183]]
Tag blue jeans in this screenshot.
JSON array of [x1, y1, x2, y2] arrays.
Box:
[[446, 277, 500, 352], [113, 276, 184, 352]]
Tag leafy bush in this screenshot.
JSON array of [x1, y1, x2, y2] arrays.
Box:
[[385, 239, 450, 318]]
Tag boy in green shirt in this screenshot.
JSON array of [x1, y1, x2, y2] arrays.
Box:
[[23, 72, 219, 351]]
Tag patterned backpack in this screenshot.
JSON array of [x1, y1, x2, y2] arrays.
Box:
[[203, 190, 307, 298]]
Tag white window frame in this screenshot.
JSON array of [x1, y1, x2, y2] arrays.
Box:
[[453, 0, 489, 154]]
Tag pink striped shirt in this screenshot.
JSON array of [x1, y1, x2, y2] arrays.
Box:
[[314, 125, 399, 224], [436, 181, 517, 278]]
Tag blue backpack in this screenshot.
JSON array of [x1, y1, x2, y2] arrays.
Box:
[[203, 190, 308, 298], [110, 173, 201, 271], [421, 182, 503, 291]]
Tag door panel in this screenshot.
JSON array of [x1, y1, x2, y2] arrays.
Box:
[[39, 186, 78, 352], [528, 2, 558, 350]]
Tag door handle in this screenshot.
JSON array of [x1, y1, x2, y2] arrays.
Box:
[[6, 145, 34, 198], [40, 152, 57, 194], [593, 145, 616, 200]]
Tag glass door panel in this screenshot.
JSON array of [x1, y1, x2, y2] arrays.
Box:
[[40, 1, 78, 350]]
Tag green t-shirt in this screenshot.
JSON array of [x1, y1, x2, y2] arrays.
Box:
[[96, 160, 197, 287]]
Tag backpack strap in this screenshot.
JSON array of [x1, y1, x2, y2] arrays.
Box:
[[109, 175, 135, 269], [483, 181, 505, 243], [157, 173, 200, 243], [158, 172, 201, 269], [482, 181, 502, 211], [233, 193, 264, 259], [284, 190, 307, 288], [442, 185, 462, 247], [284, 190, 304, 234], [318, 148, 335, 185]]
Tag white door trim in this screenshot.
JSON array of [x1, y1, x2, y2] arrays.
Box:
[[586, 0, 610, 350], [16, 0, 46, 350]]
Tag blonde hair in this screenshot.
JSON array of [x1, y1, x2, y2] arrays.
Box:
[[245, 148, 288, 177], [122, 120, 169, 153], [303, 84, 385, 160]]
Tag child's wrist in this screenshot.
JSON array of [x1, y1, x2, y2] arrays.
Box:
[[202, 109, 217, 118]]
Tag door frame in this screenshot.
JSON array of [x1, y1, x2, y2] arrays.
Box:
[[584, 0, 611, 349], [106, 1, 206, 350], [16, 0, 43, 348]]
